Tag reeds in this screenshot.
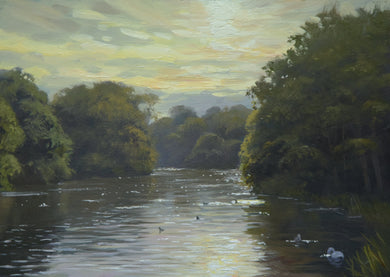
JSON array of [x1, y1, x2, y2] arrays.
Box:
[[348, 233, 390, 277]]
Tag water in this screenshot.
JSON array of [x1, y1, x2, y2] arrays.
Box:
[[0, 168, 366, 276]]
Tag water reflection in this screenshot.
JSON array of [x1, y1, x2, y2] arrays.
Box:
[[244, 196, 366, 276], [0, 169, 366, 276], [0, 189, 64, 276]]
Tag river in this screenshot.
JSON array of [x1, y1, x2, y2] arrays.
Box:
[[0, 168, 366, 276]]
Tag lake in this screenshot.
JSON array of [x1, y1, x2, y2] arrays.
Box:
[[0, 168, 366, 276]]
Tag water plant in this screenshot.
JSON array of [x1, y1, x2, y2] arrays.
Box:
[[348, 233, 390, 277], [347, 198, 390, 277]]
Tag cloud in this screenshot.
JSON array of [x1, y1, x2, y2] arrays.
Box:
[[92, 1, 121, 15], [153, 32, 173, 41], [120, 28, 151, 40], [0, 0, 379, 103], [72, 9, 107, 21], [24, 66, 51, 80], [180, 64, 230, 75]]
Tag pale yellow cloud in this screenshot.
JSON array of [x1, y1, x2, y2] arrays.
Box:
[[120, 28, 151, 40], [180, 65, 229, 75], [0, 29, 72, 57], [153, 32, 173, 41], [102, 36, 112, 42], [24, 66, 51, 81], [114, 44, 177, 62], [72, 9, 107, 21]]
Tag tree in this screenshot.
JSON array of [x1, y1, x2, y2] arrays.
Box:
[[53, 81, 157, 177], [169, 105, 197, 125], [151, 104, 250, 168], [0, 68, 73, 188], [0, 98, 24, 190], [204, 105, 251, 139], [241, 8, 390, 195], [185, 134, 224, 168], [185, 134, 242, 169], [150, 106, 202, 167]]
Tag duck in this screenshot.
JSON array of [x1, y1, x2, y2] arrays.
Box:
[[327, 247, 344, 267], [294, 233, 302, 243]]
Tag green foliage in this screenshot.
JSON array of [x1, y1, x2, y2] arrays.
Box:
[[334, 138, 377, 156], [348, 233, 390, 277], [204, 105, 250, 139], [185, 134, 223, 168], [186, 134, 245, 169], [53, 81, 157, 177], [0, 68, 72, 188], [0, 98, 24, 190], [241, 8, 390, 196], [0, 154, 22, 191], [150, 105, 251, 168], [169, 105, 197, 125], [177, 117, 206, 145], [0, 98, 25, 153]]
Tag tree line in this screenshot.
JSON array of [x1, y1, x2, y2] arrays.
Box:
[[0, 68, 251, 190], [150, 104, 251, 168], [0, 68, 158, 190], [240, 8, 390, 197]]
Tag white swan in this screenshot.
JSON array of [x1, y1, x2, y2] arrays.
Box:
[[327, 247, 344, 267]]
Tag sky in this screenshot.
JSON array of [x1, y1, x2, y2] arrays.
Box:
[[0, 0, 387, 115]]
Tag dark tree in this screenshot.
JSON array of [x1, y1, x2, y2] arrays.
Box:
[[241, 8, 390, 196], [53, 81, 157, 177]]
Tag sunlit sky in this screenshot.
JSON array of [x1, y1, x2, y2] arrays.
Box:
[[0, 0, 386, 113]]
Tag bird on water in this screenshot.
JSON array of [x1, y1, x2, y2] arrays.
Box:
[[326, 247, 344, 267], [294, 233, 302, 243]]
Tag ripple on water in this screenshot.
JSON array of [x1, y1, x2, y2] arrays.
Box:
[[1, 192, 47, 197], [82, 199, 101, 203], [115, 206, 149, 210]]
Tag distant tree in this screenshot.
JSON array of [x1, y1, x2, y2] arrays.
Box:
[[53, 81, 157, 177], [149, 117, 177, 165], [185, 134, 224, 168], [169, 105, 197, 125], [177, 117, 206, 146], [151, 104, 250, 168], [0, 68, 73, 188], [203, 106, 221, 119], [203, 105, 251, 139]]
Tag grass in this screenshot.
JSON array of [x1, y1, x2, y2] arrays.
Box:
[[345, 198, 390, 277], [305, 193, 390, 276], [348, 233, 390, 277]]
